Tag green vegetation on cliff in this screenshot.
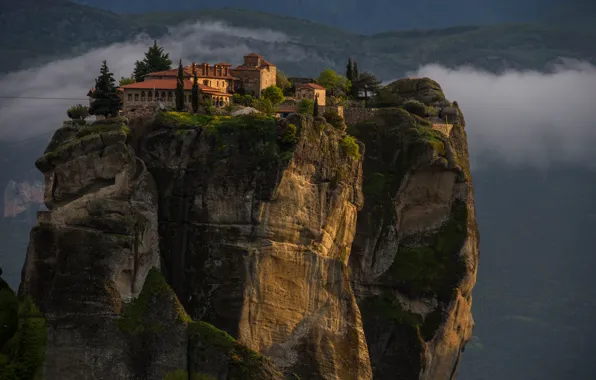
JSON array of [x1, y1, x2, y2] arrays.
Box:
[[117, 268, 191, 335], [188, 321, 274, 379], [155, 111, 298, 165], [382, 200, 468, 299], [118, 268, 280, 379], [0, 285, 47, 380]]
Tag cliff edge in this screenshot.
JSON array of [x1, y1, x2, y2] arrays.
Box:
[[4, 77, 479, 380], [349, 78, 479, 379]]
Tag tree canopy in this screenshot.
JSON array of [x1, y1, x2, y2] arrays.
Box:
[[89, 61, 121, 117], [354, 71, 381, 104], [119, 76, 136, 86], [262, 85, 285, 106], [276, 71, 292, 94], [133, 40, 172, 82], [67, 104, 89, 122], [316, 68, 349, 97]]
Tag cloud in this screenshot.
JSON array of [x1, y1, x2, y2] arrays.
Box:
[[1, 18, 595, 170], [408, 61, 596, 169]]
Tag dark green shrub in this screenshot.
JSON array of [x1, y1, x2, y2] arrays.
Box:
[[323, 109, 345, 130], [402, 100, 427, 117]]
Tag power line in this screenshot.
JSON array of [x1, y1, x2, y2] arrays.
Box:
[[0, 95, 88, 101], [0, 130, 54, 148]]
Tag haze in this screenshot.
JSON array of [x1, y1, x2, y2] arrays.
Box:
[[0, 21, 595, 169]]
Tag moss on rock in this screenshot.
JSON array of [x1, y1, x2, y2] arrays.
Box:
[[117, 268, 191, 335], [0, 290, 47, 380], [187, 320, 281, 379], [381, 200, 468, 300]]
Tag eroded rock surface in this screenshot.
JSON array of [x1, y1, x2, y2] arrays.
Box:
[[14, 77, 479, 380], [137, 113, 371, 379], [348, 78, 479, 380]]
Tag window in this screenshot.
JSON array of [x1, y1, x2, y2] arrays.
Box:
[[203, 80, 209, 85], [141, 91, 145, 101], [127, 94, 132, 101], [148, 92, 152, 101], [161, 92, 166, 100], [134, 93, 139, 101], [167, 92, 173, 101]]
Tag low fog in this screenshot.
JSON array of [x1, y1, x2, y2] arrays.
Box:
[[0, 20, 595, 169]]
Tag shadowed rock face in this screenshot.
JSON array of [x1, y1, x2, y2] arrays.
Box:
[[349, 78, 479, 380]]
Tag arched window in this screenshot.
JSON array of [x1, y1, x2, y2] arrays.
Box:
[[148, 92, 152, 101], [141, 91, 145, 101]]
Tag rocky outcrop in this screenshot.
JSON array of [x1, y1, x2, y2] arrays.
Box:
[[137, 112, 371, 379], [348, 78, 479, 379], [13, 76, 478, 380], [15, 113, 372, 380]]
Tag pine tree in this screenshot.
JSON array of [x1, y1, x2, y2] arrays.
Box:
[[133, 40, 173, 82], [313, 94, 319, 117], [89, 60, 121, 118], [191, 66, 199, 113], [346, 58, 353, 82], [175, 59, 185, 112]]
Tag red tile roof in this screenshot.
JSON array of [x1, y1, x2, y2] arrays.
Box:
[[297, 83, 326, 90], [146, 65, 236, 80], [118, 79, 230, 97]]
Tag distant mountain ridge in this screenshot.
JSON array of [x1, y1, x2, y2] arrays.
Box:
[[70, 0, 594, 33], [1, 1, 595, 77]]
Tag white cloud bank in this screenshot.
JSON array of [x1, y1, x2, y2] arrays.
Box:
[[411, 61, 596, 168], [0, 20, 595, 169]]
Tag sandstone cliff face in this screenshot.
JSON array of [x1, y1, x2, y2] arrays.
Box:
[[348, 78, 479, 380], [137, 112, 371, 380], [13, 113, 372, 380]]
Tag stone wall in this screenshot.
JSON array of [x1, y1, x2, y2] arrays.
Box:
[[343, 107, 380, 125], [320, 105, 344, 118]]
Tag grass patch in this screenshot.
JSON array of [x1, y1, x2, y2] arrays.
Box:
[[411, 125, 446, 155]]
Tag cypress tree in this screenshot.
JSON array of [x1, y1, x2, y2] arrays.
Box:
[[346, 58, 353, 82], [352, 60, 360, 98], [313, 94, 319, 117], [191, 66, 199, 113], [175, 59, 185, 112], [89, 60, 121, 118]]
